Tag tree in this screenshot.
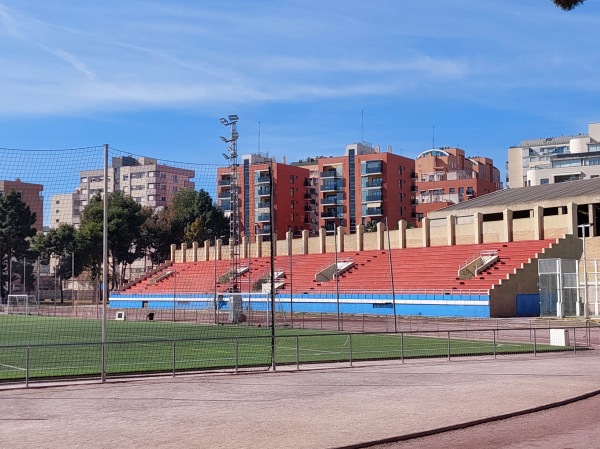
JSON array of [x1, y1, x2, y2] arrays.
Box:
[[553, 0, 586, 10], [0, 191, 37, 299], [139, 208, 172, 267], [168, 189, 229, 245], [79, 192, 150, 291], [30, 224, 84, 303]]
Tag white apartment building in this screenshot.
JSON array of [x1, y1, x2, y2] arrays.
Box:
[[51, 156, 195, 228], [507, 122, 600, 188]]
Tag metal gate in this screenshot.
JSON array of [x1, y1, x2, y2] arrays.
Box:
[[538, 258, 579, 318]]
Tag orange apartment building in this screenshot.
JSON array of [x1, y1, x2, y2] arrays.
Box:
[[218, 145, 501, 239], [0, 178, 44, 231], [414, 148, 502, 223], [216, 154, 312, 239], [316, 143, 415, 233]]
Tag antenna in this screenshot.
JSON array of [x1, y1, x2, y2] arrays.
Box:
[[361, 110, 364, 143]]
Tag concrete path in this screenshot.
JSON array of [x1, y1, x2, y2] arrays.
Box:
[[1, 352, 599, 449]]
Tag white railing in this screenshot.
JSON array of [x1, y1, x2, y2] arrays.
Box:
[[457, 250, 499, 278]]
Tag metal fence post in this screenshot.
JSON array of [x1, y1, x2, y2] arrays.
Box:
[[447, 331, 451, 361], [296, 335, 300, 370], [493, 330, 496, 359], [172, 340, 176, 377], [349, 334, 353, 367], [400, 333, 404, 364], [533, 328, 537, 356], [574, 328, 577, 354], [235, 337, 239, 373], [25, 346, 30, 388], [362, 314, 365, 332]]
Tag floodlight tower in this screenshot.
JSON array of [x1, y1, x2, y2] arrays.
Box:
[[220, 115, 241, 293]]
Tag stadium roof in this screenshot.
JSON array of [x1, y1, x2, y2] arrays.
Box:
[[432, 178, 600, 215]]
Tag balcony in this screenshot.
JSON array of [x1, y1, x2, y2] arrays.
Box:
[[256, 186, 271, 197], [218, 191, 231, 199], [218, 179, 232, 186], [219, 200, 232, 212], [321, 208, 343, 219], [320, 171, 339, 178], [256, 213, 271, 223], [362, 193, 382, 202], [363, 207, 383, 217], [362, 178, 383, 188], [321, 181, 342, 192], [361, 161, 383, 176], [255, 175, 271, 185], [321, 196, 342, 205], [256, 225, 272, 235], [256, 201, 271, 209]]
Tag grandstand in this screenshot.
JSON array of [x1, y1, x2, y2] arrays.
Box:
[[113, 234, 581, 318]]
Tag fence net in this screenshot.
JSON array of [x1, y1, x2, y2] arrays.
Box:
[[0, 146, 589, 383]]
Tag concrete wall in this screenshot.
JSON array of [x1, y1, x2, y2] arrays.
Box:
[[171, 205, 598, 262], [488, 234, 583, 317]]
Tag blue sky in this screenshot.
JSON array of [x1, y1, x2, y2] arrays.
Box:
[[1, 0, 599, 180]]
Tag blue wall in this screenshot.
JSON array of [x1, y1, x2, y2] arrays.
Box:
[[110, 292, 490, 318]]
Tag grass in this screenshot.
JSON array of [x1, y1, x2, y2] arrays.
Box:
[[0, 315, 572, 382]]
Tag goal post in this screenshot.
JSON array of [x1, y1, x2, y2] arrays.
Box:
[[6, 294, 39, 315]]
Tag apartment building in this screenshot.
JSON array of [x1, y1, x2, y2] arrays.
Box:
[[0, 178, 44, 231], [216, 154, 312, 239], [316, 143, 415, 233], [51, 156, 195, 228], [414, 148, 502, 222], [507, 122, 600, 188]]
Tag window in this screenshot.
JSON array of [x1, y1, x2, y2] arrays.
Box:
[[466, 187, 474, 195], [133, 197, 142, 203], [123, 175, 129, 180], [449, 188, 455, 194], [148, 171, 157, 178], [290, 188, 294, 196], [148, 183, 157, 189], [173, 175, 178, 182], [540, 178, 549, 185], [80, 177, 88, 183], [458, 187, 464, 195], [55, 200, 60, 204], [173, 187, 178, 194], [290, 175, 295, 184], [160, 173, 167, 179], [290, 213, 294, 221], [148, 195, 155, 201], [161, 196, 167, 201], [290, 201, 295, 209], [55, 209, 59, 214]]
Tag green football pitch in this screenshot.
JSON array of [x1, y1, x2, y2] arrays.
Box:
[[0, 315, 566, 381]]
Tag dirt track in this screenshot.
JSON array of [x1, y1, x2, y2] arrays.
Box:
[[1, 352, 600, 448]]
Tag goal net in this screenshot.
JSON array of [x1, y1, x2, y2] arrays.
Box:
[[6, 294, 39, 315]]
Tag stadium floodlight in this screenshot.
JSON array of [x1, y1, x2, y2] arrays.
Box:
[[220, 114, 242, 297]]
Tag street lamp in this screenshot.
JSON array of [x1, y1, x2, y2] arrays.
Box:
[[578, 223, 592, 319]]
